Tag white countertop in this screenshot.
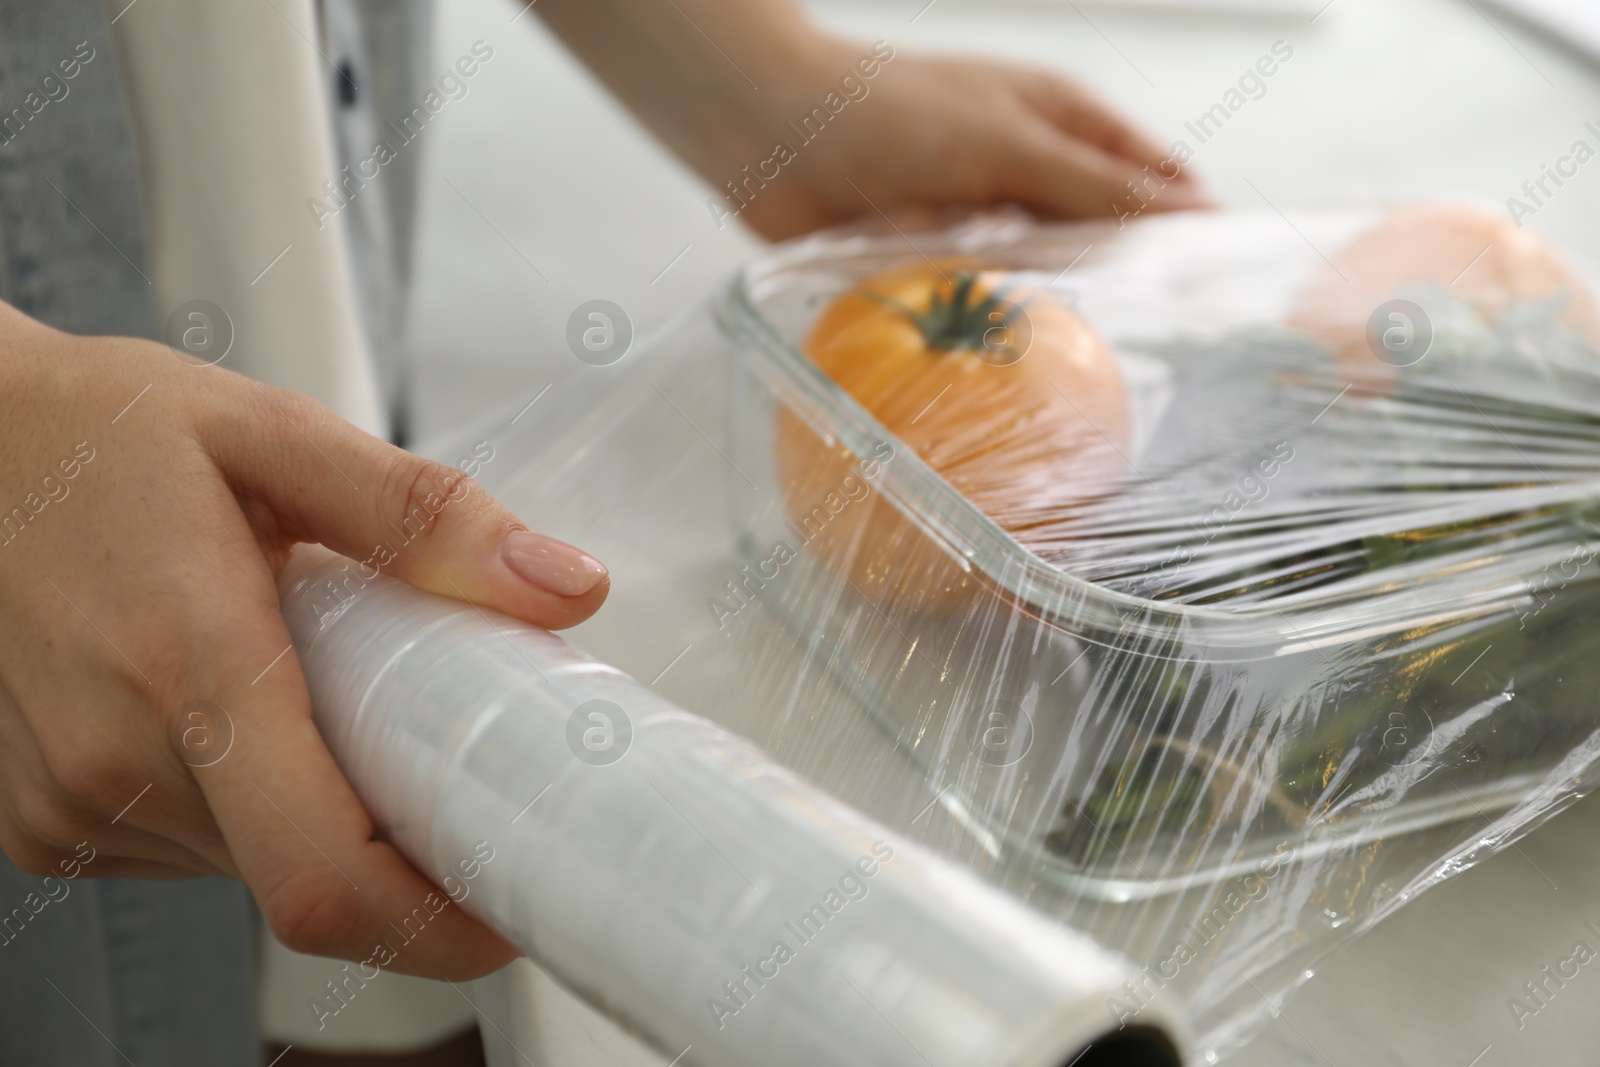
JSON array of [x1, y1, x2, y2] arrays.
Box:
[[407, 0, 1600, 1061]]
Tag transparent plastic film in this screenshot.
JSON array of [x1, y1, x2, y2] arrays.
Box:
[[418, 205, 1600, 1060]]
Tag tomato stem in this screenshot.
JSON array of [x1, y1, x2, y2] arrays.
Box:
[[860, 271, 1024, 353]]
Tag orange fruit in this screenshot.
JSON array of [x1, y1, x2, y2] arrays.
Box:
[[775, 260, 1130, 612]]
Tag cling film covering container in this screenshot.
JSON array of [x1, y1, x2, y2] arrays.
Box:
[[397, 207, 1600, 1058]]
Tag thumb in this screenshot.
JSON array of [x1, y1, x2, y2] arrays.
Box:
[[209, 382, 608, 630]]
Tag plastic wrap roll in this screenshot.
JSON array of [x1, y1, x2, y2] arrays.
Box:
[[278, 547, 1187, 1067]]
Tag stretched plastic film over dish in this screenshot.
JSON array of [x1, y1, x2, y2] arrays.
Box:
[[434, 206, 1600, 1059]]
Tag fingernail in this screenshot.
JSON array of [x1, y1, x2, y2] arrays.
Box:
[[502, 529, 608, 597]]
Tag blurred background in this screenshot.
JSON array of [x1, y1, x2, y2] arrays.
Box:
[[402, 0, 1600, 1062]]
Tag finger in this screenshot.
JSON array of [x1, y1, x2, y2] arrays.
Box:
[[1003, 122, 1212, 220], [206, 383, 608, 631], [1022, 74, 1184, 179], [84, 793, 236, 878], [67, 858, 208, 880], [0, 809, 219, 880], [195, 601, 517, 980], [0, 714, 232, 878], [0, 795, 230, 878]]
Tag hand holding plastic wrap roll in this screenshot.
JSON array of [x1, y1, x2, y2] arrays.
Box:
[[280, 545, 1186, 1067], [291, 205, 1600, 1063]]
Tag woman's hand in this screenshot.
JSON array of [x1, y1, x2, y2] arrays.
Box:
[[0, 300, 608, 979], [709, 41, 1213, 241], [535, 0, 1210, 240]]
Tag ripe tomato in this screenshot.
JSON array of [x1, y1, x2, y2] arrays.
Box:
[[775, 260, 1130, 613], [1288, 203, 1600, 389]]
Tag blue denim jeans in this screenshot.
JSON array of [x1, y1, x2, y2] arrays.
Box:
[[0, 1, 260, 1063], [0, 853, 260, 1066]]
